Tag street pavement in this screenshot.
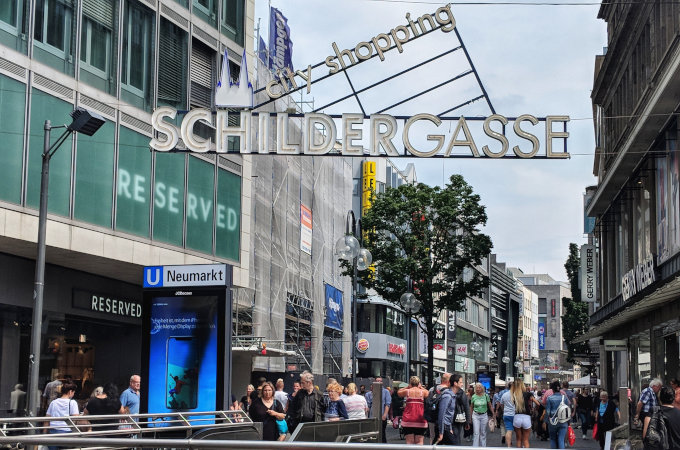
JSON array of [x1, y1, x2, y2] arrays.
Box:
[[385, 422, 602, 449]]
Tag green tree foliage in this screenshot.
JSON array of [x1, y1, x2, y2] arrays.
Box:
[[355, 174, 492, 384], [563, 243, 591, 365]]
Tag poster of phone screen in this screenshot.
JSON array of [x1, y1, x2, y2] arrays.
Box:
[[148, 296, 218, 414]]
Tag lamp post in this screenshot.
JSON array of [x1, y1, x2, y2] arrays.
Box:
[[400, 279, 421, 382], [336, 210, 372, 384], [27, 108, 105, 417]]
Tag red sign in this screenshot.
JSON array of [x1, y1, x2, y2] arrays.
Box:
[[388, 343, 406, 355], [357, 338, 369, 353], [433, 344, 443, 350], [551, 299, 556, 317]]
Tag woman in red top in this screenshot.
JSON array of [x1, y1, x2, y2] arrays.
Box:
[[398, 376, 429, 445]]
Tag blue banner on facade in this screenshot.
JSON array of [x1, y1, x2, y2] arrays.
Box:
[[269, 7, 294, 73], [324, 284, 343, 331], [538, 322, 545, 350]]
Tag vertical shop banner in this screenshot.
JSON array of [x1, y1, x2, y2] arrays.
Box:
[[580, 244, 597, 302], [433, 322, 445, 350], [300, 204, 312, 255], [324, 283, 343, 331], [269, 7, 294, 73], [538, 322, 545, 350], [147, 295, 219, 414]]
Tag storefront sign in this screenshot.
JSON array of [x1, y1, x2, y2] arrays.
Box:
[[550, 299, 556, 317], [447, 310, 456, 341], [388, 342, 406, 355], [357, 338, 369, 353], [72, 289, 141, 318], [580, 244, 596, 302], [604, 339, 627, 352], [143, 264, 228, 288], [621, 256, 656, 301], [433, 322, 445, 350], [455, 344, 468, 355], [538, 322, 545, 350]]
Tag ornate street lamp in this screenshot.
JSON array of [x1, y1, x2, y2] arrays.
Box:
[[336, 211, 372, 384]]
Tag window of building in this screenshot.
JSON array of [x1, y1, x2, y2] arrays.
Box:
[[158, 18, 188, 110], [74, 121, 114, 228], [116, 127, 152, 237], [79, 0, 116, 95], [193, 0, 217, 28], [215, 168, 241, 261], [153, 152, 186, 246], [222, 0, 244, 46], [0, 0, 28, 53], [0, 1, 18, 27], [121, 0, 154, 111], [186, 156, 215, 254], [0, 75, 25, 205], [34, 0, 74, 74], [190, 39, 214, 109], [385, 306, 405, 339]]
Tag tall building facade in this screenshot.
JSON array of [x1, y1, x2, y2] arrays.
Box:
[[579, 0, 680, 397], [0, 0, 253, 414]]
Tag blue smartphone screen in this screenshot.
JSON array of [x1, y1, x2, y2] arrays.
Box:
[[166, 337, 199, 409]]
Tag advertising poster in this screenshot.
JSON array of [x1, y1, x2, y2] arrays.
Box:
[[300, 204, 312, 255], [147, 295, 220, 414], [269, 7, 294, 73], [324, 283, 343, 331], [538, 322, 545, 350]]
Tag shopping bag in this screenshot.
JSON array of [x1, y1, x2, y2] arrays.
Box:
[[592, 423, 598, 440], [567, 425, 576, 446], [488, 418, 495, 432]]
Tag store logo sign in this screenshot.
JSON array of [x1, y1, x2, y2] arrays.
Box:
[[143, 264, 228, 288], [357, 338, 369, 353], [215, 49, 253, 108]]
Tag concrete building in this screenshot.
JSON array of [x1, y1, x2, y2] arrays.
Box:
[[518, 282, 539, 383], [577, 0, 680, 398]]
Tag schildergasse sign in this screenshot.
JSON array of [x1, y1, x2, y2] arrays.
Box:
[[150, 5, 570, 159]]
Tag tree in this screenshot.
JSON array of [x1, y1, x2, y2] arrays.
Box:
[[563, 243, 591, 365], [354, 174, 492, 384]]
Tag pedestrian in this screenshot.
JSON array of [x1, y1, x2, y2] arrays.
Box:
[[119, 374, 141, 415], [360, 384, 366, 396], [83, 382, 122, 433], [464, 385, 474, 442], [287, 380, 301, 411], [643, 385, 680, 448], [343, 382, 368, 419], [323, 382, 348, 421], [450, 374, 471, 445], [594, 391, 619, 450], [436, 375, 456, 445], [240, 384, 255, 414], [41, 373, 62, 415], [365, 376, 392, 443], [635, 378, 661, 426], [470, 382, 494, 447], [500, 381, 516, 447], [398, 375, 429, 445], [429, 373, 452, 443], [274, 378, 289, 412], [44, 381, 79, 450], [287, 371, 324, 429], [249, 381, 286, 441], [512, 380, 539, 448], [545, 380, 571, 449], [10, 384, 26, 417], [576, 388, 593, 440]]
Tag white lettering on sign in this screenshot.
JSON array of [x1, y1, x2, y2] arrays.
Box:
[[117, 168, 239, 231], [91, 295, 142, 317], [327, 296, 340, 312], [622, 257, 655, 301]]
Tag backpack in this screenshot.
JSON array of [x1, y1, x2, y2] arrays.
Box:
[[549, 395, 572, 425], [424, 387, 442, 423], [643, 407, 669, 450]]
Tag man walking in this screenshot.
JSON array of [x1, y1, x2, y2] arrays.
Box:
[[287, 371, 324, 430], [274, 378, 289, 412], [437, 374, 456, 445], [635, 378, 661, 426], [119, 374, 141, 415], [450, 374, 470, 445]]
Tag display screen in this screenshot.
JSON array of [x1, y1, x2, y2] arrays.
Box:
[[477, 373, 492, 392], [147, 295, 219, 414]]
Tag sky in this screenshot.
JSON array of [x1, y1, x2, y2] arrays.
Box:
[[253, 0, 607, 281]]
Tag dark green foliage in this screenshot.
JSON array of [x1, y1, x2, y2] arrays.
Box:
[[563, 243, 591, 364]]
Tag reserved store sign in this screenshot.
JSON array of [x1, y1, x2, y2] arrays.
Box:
[[72, 289, 141, 318]]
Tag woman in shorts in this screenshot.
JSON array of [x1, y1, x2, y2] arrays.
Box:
[[398, 376, 429, 445], [512, 380, 540, 448]]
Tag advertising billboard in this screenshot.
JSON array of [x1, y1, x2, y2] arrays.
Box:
[[538, 322, 545, 350], [324, 283, 343, 331]]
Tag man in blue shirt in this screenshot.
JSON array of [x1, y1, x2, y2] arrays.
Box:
[[635, 378, 661, 424], [365, 377, 391, 443], [437, 378, 456, 445], [119, 374, 141, 415]]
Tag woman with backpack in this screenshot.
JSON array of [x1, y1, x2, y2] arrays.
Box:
[[594, 391, 619, 450], [545, 380, 572, 449], [398, 376, 429, 445], [470, 382, 494, 447], [512, 380, 540, 448]]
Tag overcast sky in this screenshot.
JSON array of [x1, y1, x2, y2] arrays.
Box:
[[254, 0, 607, 281]]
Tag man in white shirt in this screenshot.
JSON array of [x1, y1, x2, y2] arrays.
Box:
[[274, 378, 289, 411]]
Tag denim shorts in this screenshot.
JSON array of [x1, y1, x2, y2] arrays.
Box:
[[513, 413, 532, 429], [503, 415, 515, 430]]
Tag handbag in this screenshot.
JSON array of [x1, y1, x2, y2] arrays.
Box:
[[567, 425, 576, 446], [276, 418, 288, 434], [455, 412, 467, 423], [488, 418, 495, 432], [592, 423, 598, 440]]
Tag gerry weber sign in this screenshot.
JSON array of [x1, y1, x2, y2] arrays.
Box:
[[149, 5, 571, 160]]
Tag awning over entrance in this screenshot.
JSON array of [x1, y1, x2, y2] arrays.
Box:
[[575, 275, 680, 343]]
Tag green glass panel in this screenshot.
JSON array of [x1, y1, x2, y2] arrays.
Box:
[[153, 152, 185, 246], [74, 121, 114, 227], [186, 156, 214, 254], [0, 75, 26, 204], [26, 90, 73, 216], [116, 126, 151, 237], [215, 168, 240, 261]]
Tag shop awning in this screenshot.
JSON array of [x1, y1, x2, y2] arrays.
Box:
[[575, 274, 680, 343]]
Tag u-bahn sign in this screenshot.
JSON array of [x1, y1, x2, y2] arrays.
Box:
[[149, 5, 570, 159]]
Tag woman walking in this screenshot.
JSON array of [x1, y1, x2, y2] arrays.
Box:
[[512, 381, 540, 448], [594, 391, 619, 450], [45, 382, 79, 450], [342, 383, 368, 419], [500, 382, 516, 447], [470, 383, 493, 447], [545, 380, 570, 449], [249, 382, 286, 441], [82, 383, 122, 433], [398, 376, 429, 445], [240, 384, 255, 414], [323, 382, 348, 421]]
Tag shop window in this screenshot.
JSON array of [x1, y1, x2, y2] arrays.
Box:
[[33, 0, 75, 75], [186, 156, 215, 254], [116, 127, 151, 237], [0, 75, 25, 205], [153, 152, 186, 246], [74, 121, 115, 228], [26, 90, 73, 217], [121, 0, 154, 111], [221, 0, 244, 46], [215, 168, 241, 260], [193, 0, 217, 28], [158, 18, 188, 111]]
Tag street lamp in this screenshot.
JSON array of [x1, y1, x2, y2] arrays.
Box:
[[400, 282, 421, 382], [27, 107, 105, 417], [336, 210, 372, 384]]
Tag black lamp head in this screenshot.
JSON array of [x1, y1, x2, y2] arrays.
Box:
[[68, 107, 105, 136]]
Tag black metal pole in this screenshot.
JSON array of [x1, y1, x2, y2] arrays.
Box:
[[352, 256, 358, 385]]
